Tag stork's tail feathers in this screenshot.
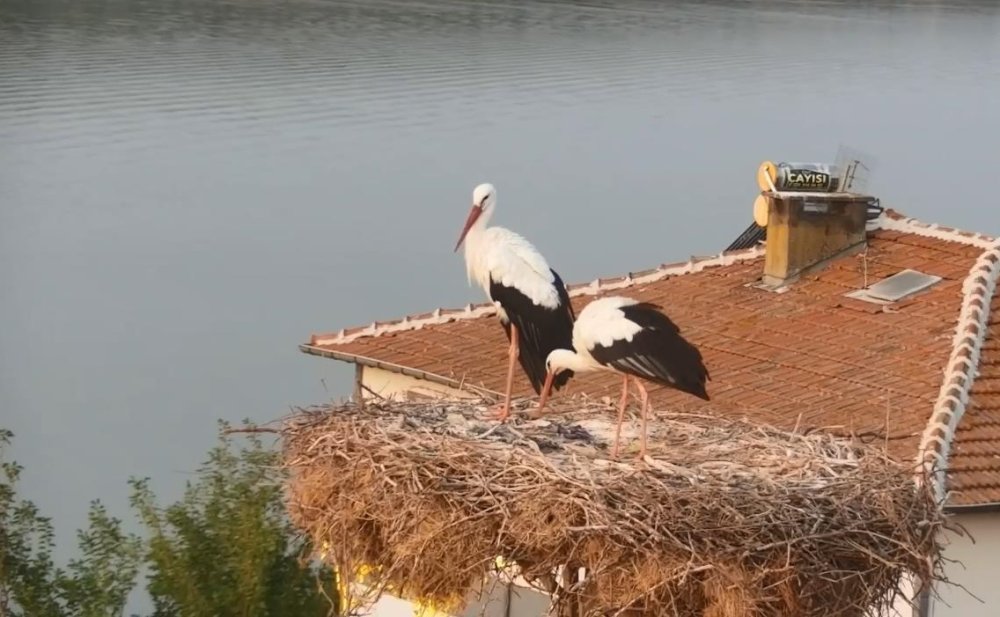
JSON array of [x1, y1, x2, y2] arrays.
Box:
[[683, 379, 711, 401], [501, 322, 575, 395], [670, 361, 711, 401]]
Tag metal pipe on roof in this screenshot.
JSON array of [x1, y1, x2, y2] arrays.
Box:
[[353, 364, 364, 407], [944, 501, 1000, 513]]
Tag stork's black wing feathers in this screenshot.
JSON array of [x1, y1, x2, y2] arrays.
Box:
[[554, 269, 577, 322], [590, 303, 710, 401], [622, 302, 679, 335], [489, 269, 576, 394]]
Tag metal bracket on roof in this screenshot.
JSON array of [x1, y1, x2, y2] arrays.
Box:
[[746, 279, 791, 294]]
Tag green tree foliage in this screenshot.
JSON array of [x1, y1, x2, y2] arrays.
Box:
[[129, 421, 338, 617], [0, 429, 141, 617], [0, 429, 60, 616], [1, 424, 336, 617], [56, 501, 142, 617]]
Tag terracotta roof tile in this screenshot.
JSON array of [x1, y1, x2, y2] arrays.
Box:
[[948, 288, 1000, 505], [303, 211, 1000, 507]]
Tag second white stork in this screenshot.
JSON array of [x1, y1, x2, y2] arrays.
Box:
[[535, 296, 710, 458], [454, 182, 576, 422]]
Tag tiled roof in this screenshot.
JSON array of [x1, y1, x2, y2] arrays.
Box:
[[302, 210, 1000, 507], [948, 290, 1000, 505]]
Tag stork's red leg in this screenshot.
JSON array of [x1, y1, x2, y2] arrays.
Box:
[[488, 324, 519, 422], [611, 374, 629, 458], [530, 370, 557, 418], [633, 379, 650, 460]]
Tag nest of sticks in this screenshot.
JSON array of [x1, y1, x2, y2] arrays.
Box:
[[280, 397, 947, 617]]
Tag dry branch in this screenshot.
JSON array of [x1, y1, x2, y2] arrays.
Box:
[[278, 397, 947, 617]]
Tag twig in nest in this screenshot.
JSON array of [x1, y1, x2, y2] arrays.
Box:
[[222, 427, 280, 435], [358, 382, 386, 401]]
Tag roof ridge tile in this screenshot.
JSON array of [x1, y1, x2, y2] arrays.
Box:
[[918, 238, 1000, 503], [877, 209, 995, 249], [311, 246, 766, 345], [308, 210, 995, 351]]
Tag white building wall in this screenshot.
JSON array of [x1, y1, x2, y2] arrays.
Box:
[[929, 511, 1000, 617], [361, 367, 475, 401], [890, 575, 917, 617], [346, 577, 551, 617], [354, 593, 423, 617]]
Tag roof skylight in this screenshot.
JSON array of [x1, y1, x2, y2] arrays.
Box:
[[845, 269, 942, 304]]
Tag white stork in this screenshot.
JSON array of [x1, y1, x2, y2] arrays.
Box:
[[535, 296, 710, 458], [454, 182, 576, 422]]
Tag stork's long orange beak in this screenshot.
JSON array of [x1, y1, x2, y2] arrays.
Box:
[[454, 204, 483, 252], [536, 370, 557, 415]]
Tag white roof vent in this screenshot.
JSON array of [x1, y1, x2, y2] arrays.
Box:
[[845, 269, 942, 304]]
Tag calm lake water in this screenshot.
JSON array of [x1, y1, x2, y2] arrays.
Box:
[[2, 0, 1000, 597]]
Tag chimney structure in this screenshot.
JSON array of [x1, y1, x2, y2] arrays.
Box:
[[760, 192, 876, 288]]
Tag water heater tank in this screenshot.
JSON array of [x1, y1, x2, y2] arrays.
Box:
[[757, 161, 841, 192]]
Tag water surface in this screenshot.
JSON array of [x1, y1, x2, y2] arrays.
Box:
[[2, 0, 999, 593]]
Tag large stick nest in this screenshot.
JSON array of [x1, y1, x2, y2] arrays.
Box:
[[280, 397, 947, 617]]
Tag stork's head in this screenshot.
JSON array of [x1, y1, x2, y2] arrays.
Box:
[[545, 349, 579, 376], [534, 348, 580, 415], [472, 182, 495, 210], [454, 183, 496, 252]]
